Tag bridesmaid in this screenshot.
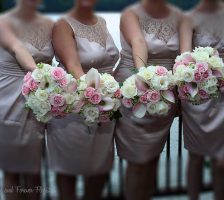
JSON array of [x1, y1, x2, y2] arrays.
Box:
[[0, 0, 54, 200], [46, 0, 119, 199], [114, 0, 183, 199], [180, 0, 224, 200]]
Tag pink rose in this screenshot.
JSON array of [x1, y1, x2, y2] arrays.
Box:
[[139, 92, 148, 104], [196, 62, 208, 74], [58, 78, 68, 87], [179, 84, 190, 94], [203, 71, 209, 79], [198, 89, 209, 99], [26, 79, 38, 91], [22, 85, 30, 96], [89, 92, 102, 105], [122, 98, 133, 108], [99, 113, 110, 123], [194, 72, 202, 82], [23, 72, 32, 83], [50, 94, 65, 107], [51, 105, 67, 117], [114, 89, 122, 98], [84, 87, 95, 98], [156, 66, 168, 76], [147, 90, 161, 103], [73, 100, 85, 113], [51, 67, 66, 80], [182, 54, 195, 65]]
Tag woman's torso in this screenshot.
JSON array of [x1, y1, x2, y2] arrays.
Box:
[[0, 12, 54, 76], [120, 3, 181, 66], [58, 15, 119, 74]]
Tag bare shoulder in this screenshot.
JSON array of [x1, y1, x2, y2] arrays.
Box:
[[121, 6, 138, 22]]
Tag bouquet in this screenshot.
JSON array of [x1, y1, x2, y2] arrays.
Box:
[[74, 68, 122, 126], [174, 47, 224, 104], [22, 63, 78, 122], [120, 66, 176, 118]]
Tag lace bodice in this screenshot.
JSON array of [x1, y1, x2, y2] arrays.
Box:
[[57, 15, 119, 74], [0, 13, 54, 76], [65, 16, 108, 48], [120, 3, 181, 61], [139, 8, 178, 44], [190, 7, 224, 53]]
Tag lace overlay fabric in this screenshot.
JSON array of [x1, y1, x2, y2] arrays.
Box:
[[9, 16, 53, 51], [65, 16, 108, 48], [139, 14, 177, 43]]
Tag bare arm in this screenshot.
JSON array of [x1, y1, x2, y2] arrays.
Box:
[[52, 19, 84, 79], [0, 20, 36, 71], [120, 9, 148, 68], [179, 14, 194, 53]]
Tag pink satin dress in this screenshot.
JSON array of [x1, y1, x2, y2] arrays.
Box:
[[114, 3, 182, 164], [182, 8, 224, 160], [47, 15, 119, 176], [0, 13, 54, 173]]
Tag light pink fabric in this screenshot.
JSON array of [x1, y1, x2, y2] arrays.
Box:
[[47, 15, 119, 176], [182, 8, 224, 161], [0, 14, 54, 173], [114, 3, 181, 164]]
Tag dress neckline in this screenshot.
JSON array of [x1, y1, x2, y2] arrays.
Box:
[[138, 3, 173, 21], [66, 15, 100, 28]]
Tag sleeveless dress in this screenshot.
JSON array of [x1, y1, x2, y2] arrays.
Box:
[[46, 15, 119, 176], [114, 3, 181, 164], [182, 8, 224, 161], [0, 14, 54, 173]]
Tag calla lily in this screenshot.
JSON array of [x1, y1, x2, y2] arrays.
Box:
[[85, 68, 100, 89], [188, 83, 198, 98], [161, 90, 175, 103], [99, 97, 115, 111], [132, 103, 147, 118], [135, 75, 150, 93]]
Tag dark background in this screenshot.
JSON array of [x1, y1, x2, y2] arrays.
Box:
[[0, 0, 199, 13]]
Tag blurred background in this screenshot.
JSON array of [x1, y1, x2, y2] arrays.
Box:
[[0, 0, 199, 12]]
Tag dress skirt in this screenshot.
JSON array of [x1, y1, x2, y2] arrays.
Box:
[[114, 58, 177, 164], [47, 114, 115, 176], [0, 71, 44, 174], [182, 93, 224, 161]]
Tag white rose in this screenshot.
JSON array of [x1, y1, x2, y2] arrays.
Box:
[[194, 47, 214, 55], [147, 103, 157, 115], [204, 76, 218, 87], [64, 93, 76, 105], [32, 69, 45, 82], [138, 67, 154, 81], [209, 56, 224, 69], [155, 101, 170, 115], [103, 81, 119, 94], [83, 106, 99, 122], [35, 89, 49, 101], [192, 51, 210, 62], [151, 76, 169, 90], [37, 101, 51, 115], [205, 86, 218, 95], [121, 84, 137, 99], [78, 81, 87, 92]]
